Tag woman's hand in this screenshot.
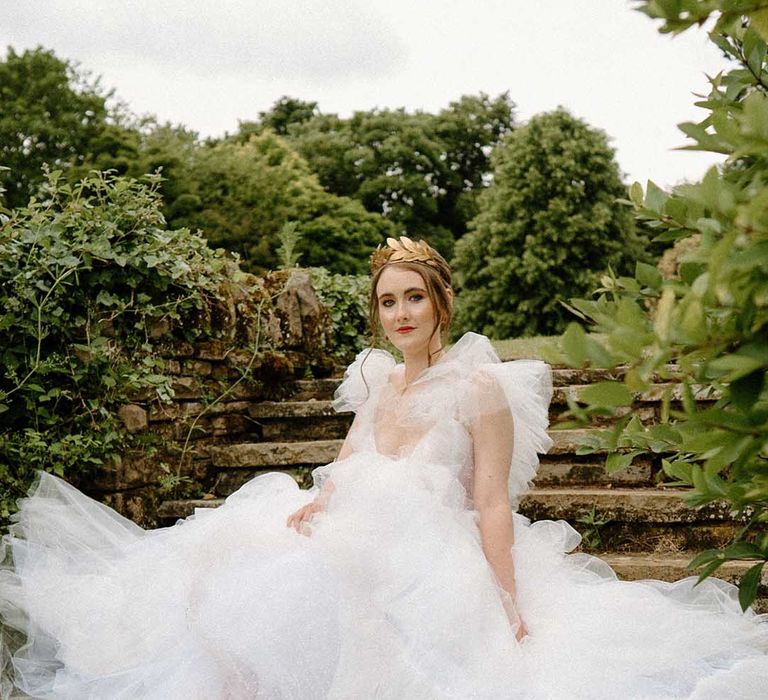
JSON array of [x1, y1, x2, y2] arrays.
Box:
[[286, 480, 336, 536], [286, 498, 324, 536], [514, 617, 529, 642]]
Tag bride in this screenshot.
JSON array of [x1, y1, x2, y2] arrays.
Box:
[[1, 237, 767, 699]]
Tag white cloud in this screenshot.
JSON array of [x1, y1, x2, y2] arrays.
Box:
[[1, 0, 731, 186], [3, 0, 406, 82]]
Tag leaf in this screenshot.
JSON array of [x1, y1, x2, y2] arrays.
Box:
[[580, 381, 633, 407], [739, 563, 765, 612], [729, 370, 765, 411], [653, 287, 675, 343], [750, 9, 768, 43], [561, 323, 588, 366], [635, 261, 662, 290], [722, 542, 764, 560], [644, 180, 669, 213], [696, 558, 727, 584], [605, 450, 643, 474], [709, 353, 765, 381], [629, 181, 644, 205]]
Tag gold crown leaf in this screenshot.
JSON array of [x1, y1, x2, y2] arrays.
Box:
[[371, 236, 440, 274]]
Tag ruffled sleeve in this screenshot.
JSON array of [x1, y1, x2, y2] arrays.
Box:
[[462, 360, 554, 508], [332, 348, 397, 413]]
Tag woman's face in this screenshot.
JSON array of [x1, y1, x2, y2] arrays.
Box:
[[375, 266, 438, 357]]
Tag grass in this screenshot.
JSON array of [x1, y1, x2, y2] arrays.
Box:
[[490, 335, 563, 361]]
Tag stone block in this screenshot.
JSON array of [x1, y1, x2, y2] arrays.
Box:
[[210, 439, 341, 468], [171, 376, 200, 399], [117, 404, 148, 433], [211, 414, 252, 437], [184, 360, 213, 376], [196, 340, 229, 361]]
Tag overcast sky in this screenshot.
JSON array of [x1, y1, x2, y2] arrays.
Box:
[[2, 1, 729, 188]]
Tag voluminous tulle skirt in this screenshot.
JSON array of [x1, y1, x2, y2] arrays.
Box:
[[2, 461, 768, 699]]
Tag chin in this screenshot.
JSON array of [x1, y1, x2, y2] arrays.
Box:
[[390, 333, 429, 355]]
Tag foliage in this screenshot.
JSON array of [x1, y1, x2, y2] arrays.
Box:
[[162, 131, 394, 274], [452, 108, 643, 339], [276, 222, 303, 269], [285, 93, 516, 257], [576, 506, 612, 551], [0, 170, 242, 522], [309, 268, 371, 362], [0, 47, 112, 208], [557, 2, 768, 609], [255, 96, 319, 136]]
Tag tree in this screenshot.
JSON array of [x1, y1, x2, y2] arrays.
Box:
[[167, 131, 394, 274], [558, 1, 768, 609], [286, 94, 516, 258], [451, 108, 641, 339], [258, 96, 319, 136], [0, 47, 111, 208]]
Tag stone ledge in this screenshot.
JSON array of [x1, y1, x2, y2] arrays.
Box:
[[519, 488, 738, 524], [210, 440, 342, 468], [248, 400, 340, 419], [534, 459, 653, 487], [160, 487, 736, 526]]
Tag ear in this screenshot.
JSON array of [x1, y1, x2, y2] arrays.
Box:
[[446, 286, 454, 310]]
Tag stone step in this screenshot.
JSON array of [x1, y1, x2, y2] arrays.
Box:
[[249, 383, 715, 422], [283, 366, 687, 402], [519, 488, 741, 552], [208, 430, 625, 470], [210, 440, 342, 468], [519, 488, 736, 524], [206, 456, 652, 501], [157, 486, 740, 552], [533, 458, 653, 487], [161, 487, 731, 526]]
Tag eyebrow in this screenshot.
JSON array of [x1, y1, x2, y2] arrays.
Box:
[[377, 286, 426, 299]]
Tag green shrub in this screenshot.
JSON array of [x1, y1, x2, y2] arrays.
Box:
[[0, 169, 242, 521], [310, 267, 371, 363], [556, 2, 768, 609]]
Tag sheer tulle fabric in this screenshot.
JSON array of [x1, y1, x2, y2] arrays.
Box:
[[1, 332, 767, 699]]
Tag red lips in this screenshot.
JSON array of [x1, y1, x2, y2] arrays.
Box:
[[396, 326, 415, 333]]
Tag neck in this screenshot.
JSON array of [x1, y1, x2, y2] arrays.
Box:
[[402, 338, 444, 384]]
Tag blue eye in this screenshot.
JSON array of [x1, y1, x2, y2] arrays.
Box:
[[410, 294, 424, 302]]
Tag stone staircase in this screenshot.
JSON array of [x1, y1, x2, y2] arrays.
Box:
[[158, 365, 767, 611]]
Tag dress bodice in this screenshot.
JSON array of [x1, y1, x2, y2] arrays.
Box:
[[328, 333, 554, 509]]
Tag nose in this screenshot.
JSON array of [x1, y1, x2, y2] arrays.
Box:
[[395, 300, 409, 321]]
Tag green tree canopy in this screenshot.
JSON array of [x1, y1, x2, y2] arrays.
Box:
[[451, 108, 642, 338], [281, 93, 516, 258], [257, 96, 319, 136], [166, 131, 394, 274], [0, 47, 111, 208]]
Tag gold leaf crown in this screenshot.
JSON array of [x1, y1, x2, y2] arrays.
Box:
[[370, 236, 442, 274]]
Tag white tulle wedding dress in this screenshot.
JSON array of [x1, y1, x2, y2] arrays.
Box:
[[2, 332, 767, 699]]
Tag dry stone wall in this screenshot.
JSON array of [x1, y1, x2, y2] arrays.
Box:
[[83, 268, 338, 528]]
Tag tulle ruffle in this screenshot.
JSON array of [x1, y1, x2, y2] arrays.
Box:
[[331, 333, 553, 506]]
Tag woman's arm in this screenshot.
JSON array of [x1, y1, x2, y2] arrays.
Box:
[[470, 398, 527, 641]]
